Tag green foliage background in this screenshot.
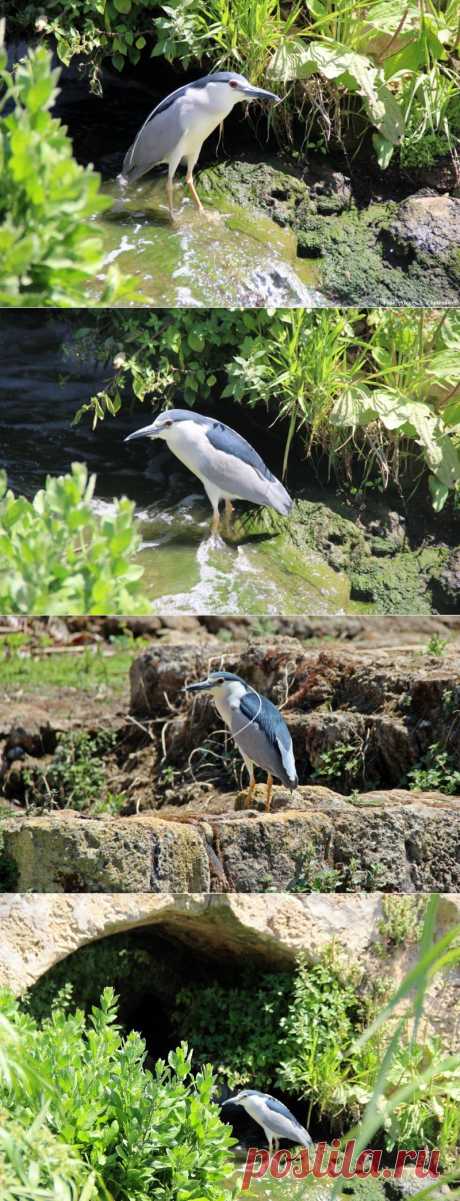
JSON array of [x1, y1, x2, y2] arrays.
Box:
[[5, 0, 459, 166]]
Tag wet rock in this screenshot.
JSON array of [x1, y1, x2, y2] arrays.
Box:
[[199, 159, 312, 229], [310, 170, 353, 214], [431, 548, 460, 613], [386, 193, 460, 257]]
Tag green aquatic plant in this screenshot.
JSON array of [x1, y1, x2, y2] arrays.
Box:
[[0, 463, 149, 616], [0, 989, 235, 1201], [0, 43, 132, 306]]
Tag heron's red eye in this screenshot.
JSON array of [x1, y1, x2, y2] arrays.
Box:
[[229, 80, 238, 88]]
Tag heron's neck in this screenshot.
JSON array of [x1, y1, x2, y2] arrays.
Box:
[[164, 421, 208, 474], [213, 681, 246, 724]]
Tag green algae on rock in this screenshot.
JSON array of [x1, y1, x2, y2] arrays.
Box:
[[239, 501, 452, 615], [199, 160, 460, 306]]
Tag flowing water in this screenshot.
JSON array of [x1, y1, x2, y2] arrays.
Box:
[[226, 1164, 335, 1201], [92, 178, 326, 308], [0, 314, 352, 615]]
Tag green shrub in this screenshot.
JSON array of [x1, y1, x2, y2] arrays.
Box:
[[0, 463, 149, 615], [0, 989, 235, 1201], [23, 729, 124, 815], [174, 971, 294, 1089], [0, 44, 132, 306], [408, 742, 460, 796], [277, 954, 365, 1124], [6, 1, 158, 87], [174, 953, 370, 1118]]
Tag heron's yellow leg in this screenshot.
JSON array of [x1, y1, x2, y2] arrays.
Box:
[[166, 178, 175, 222], [186, 173, 205, 214], [245, 776, 256, 808], [211, 509, 221, 534], [265, 774, 273, 812]]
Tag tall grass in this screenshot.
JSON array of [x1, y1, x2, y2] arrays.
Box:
[[333, 894, 460, 1195]]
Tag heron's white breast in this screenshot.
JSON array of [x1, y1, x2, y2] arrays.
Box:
[[239, 1095, 270, 1128], [178, 84, 237, 154]]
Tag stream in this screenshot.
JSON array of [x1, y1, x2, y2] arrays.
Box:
[[228, 1166, 335, 1201], [93, 178, 325, 308]]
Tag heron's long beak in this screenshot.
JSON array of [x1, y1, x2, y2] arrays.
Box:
[[184, 680, 213, 693], [241, 85, 280, 102], [124, 423, 159, 443]]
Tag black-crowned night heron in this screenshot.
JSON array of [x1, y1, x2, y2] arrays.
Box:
[[184, 671, 298, 810], [125, 409, 293, 534], [222, 1090, 313, 1154], [121, 71, 280, 220]]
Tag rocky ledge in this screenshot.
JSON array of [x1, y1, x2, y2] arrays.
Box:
[[1, 784, 458, 893]]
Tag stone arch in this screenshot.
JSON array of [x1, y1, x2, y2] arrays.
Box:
[[0, 893, 389, 994]]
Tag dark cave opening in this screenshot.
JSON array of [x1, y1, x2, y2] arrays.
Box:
[[26, 922, 319, 1149]]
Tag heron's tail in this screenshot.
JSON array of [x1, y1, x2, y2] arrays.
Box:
[[119, 145, 150, 185], [265, 477, 293, 517]]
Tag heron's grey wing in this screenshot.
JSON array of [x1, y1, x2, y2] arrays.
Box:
[[230, 692, 296, 786], [200, 423, 293, 516], [270, 705, 298, 787], [206, 422, 276, 483], [122, 102, 187, 182], [264, 1098, 313, 1147]]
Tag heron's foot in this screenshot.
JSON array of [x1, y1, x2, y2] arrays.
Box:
[[211, 511, 221, 536], [202, 208, 222, 223]]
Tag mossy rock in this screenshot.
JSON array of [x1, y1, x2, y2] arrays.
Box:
[[242, 500, 448, 615], [200, 160, 460, 305]]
